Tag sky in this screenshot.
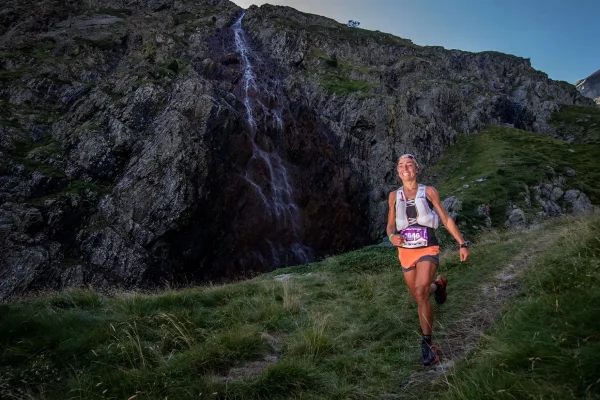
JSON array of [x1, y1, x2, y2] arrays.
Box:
[[231, 0, 599, 84]]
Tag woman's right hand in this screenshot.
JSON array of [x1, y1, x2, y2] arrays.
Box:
[[389, 234, 404, 247]]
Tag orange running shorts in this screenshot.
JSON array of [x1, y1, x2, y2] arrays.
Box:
[[397, 245, 440, 272]]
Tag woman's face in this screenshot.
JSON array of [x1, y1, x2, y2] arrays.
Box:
[[397, 158, 418, 181]]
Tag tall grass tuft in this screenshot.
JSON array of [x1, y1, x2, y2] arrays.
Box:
[[281, 279, 300, 312], [157, 312, 196, 351], [109, 321, 153, 370], [291, 313, 334, 360]]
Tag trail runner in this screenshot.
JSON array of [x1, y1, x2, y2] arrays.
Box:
[[386, 154, 470, 366]]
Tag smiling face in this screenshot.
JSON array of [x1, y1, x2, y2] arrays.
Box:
[[397, 157, 418, 182]]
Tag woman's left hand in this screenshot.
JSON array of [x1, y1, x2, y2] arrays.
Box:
[[460, 247, 469, 262]]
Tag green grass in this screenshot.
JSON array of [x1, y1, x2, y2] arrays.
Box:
[[66, 180, 111, 195], [0, 69, 28, 82], [320, 75, 379, 95], [1, 216, 589, 399], [10, 133, 65, 177], [75, 37, 122, 51], [148, 59, 188, 82], [550, 104, 600, 144], [310, 51, 379, 95], [0, 38, 55, 62], [267, 9, 415, 49], [425, 126, 600, 237], [438, 217, 600, 400], [7, 130, 112, 198]]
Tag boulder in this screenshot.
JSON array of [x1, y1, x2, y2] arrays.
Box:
[[442, 196, 463, 221], [505, 206, 526, 229], [563, 190, 594, 215]]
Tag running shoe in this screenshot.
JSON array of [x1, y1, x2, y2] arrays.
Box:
[[421, 343, 439, 366], [433, 275, 448, 305]]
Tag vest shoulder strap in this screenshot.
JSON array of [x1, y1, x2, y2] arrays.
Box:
[[396, 187, 405, 202]]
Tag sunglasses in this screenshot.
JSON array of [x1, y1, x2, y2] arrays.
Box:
[[398, 154, 420, 168], [399, 154, 416, 160]]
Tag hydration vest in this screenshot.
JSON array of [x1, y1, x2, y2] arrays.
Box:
[[395, 184, 440, 231]]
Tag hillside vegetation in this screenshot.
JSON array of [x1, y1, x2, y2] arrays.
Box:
[[426, 115, 600, 240], [1, 118, 599, 399]]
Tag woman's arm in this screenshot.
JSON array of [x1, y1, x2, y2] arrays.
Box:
[[426, 186, 470, 261], [387, 191, 403, 247]]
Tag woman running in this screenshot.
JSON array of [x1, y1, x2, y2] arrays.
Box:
[[386, 154, 470, 366]]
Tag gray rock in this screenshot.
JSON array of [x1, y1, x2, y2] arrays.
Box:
[[563, 190, 594, 215], [476, 204, 492, 228], [564, 167, 577, 177], [505, 206, 527, 229], [544, 165, 556, 176], [442, 196, 463, 221], [553, 175, 567, 188], [0, 243, 61, 301], [550, 186, 564, 202], [542, 199, 563, 216], [60, 265, 85, 287], [55, 16, 123, 29], [575, 69, 600, 100], [273, 273, 294, 281]]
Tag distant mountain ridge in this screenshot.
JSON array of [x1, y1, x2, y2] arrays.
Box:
[[575, 69, 600, 104]]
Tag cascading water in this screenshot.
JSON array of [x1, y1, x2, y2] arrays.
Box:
[[232, 11, 313, 268], [233, 12, 257, 130]]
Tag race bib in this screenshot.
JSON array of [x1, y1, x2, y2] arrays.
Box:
[[400, 227, 429, 248]]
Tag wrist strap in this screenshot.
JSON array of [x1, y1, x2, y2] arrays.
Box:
[[389, 234, 394, 241]]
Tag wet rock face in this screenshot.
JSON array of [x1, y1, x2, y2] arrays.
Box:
[[0, 0, 593, 300]]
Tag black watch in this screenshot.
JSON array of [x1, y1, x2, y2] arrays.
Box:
[[460, 241, 470, 249]]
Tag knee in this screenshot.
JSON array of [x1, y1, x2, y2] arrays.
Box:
[[414, 285, 430, 303]]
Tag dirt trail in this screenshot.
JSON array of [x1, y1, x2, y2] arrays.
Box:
[[399, 225, 568, 393]]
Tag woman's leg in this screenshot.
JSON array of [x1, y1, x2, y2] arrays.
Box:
[[403, 261, 438, 334], [402, 256, 441, 365]]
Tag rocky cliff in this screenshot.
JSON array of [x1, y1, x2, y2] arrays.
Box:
[[0, 0, 593, 300], [575, 69, 600, 105]]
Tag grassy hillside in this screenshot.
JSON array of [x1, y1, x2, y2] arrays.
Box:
[[1, 121, 599, 399], [550, 104, 600, 144], [1, 217, 598, 400], [1, 215, 598, 400], [426, 124, 600, 239], [440, 216, 600, 400]]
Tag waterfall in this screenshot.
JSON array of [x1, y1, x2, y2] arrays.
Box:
[[233, 11, 257, 130], [232, 11, 313, 268]]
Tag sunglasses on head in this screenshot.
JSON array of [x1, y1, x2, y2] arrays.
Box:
[[398, 154, 420, 168]]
